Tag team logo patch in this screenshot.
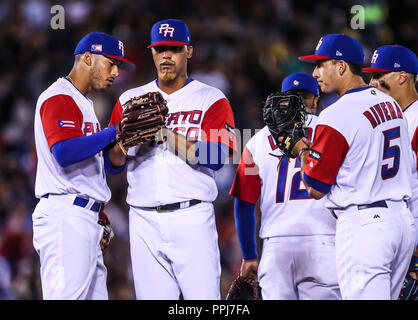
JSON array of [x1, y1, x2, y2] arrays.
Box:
[[371, 50, 379, 64], [58, 120, 75, 128], [118, 40, 124, 56], [293, 80, 299, 87], [315, 37, 323, 50], [91, 44, 102, 52], [224, 123, 235, 134], [309, 149, 321, 161], [159, 23, 175, 37]]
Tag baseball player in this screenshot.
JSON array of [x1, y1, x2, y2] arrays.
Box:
[[32, 32, 135, 299], [293, 34, 416, 299], [363, 44, 418, 282], [107, 19, 237, 300], [230, 73, 340, 300]]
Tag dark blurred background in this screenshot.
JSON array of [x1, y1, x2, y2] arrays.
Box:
[[0, 0, 416, 299]]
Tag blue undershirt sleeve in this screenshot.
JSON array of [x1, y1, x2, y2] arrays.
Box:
[[194, 141, 228, 171], [234, 197, 258, 260], [51, 126, 117, 168]]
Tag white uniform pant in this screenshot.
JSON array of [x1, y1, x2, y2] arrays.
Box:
[[32, 197, 108, 300], [129, 202, 221, 300], [258, 235, 341, 300], [334, 200, 416, 300]]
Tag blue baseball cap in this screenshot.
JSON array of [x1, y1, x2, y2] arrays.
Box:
[[74, 32, 135, 71], [281, 72, 319, 96], [362, 45, 418, 74], [298, 34, 364, 65], [147, 19, 190, 48]]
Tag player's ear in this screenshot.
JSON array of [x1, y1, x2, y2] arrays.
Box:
[[338, 60, 347, 76], [186, 46, 193, 59], [398, 71, 408, 85], [82, 52, 93, 67]]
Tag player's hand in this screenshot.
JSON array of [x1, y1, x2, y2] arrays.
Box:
[[240, 259, 259, 281], [292, 137, 311, 157]]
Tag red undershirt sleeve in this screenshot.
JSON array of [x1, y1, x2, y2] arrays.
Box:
[[201, 98, 237, 155], [303, 124, 349, 193], [40, 95, 84, 149], [229, 147, 261, 204]]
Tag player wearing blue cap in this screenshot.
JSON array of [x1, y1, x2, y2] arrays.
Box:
[[108, 19, 237, 300], [364, 45, 418, 296], [32, 32, 134, 299], [293, 34, 416, 299], [230, 73, 340, 299]]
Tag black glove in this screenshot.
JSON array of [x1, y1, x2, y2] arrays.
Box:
[[225, 276, 262, 300], [399, 253, 418, 300], [262, 91, 308, 158]]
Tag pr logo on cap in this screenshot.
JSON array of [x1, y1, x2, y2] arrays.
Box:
[[148, 19, 190, 48], [298, 34, 364, 65], [363, 45, 418, 74], [159, 24, 175, 37], [316, 38, 323, 50], [74, 32, 135, 71]]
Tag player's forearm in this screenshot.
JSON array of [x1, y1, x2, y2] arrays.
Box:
[[164, 129, 228, 170], [108, 143, 127, 167], [51, 126, 117, 167], [299, 150, 325, 200], [164, 128, 197, 162]]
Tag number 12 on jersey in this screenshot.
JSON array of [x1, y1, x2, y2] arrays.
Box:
[[276, 157, 311, 203]]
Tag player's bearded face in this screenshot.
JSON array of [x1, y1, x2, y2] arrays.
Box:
[[159, 59, 177, 81], [89, 55, 119, 90], [152, 45, 190, 81]]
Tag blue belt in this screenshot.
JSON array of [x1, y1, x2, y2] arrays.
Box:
[[357, 200, 387, 210], [331, 200, 388, 219], [41, 194, 104, 213]]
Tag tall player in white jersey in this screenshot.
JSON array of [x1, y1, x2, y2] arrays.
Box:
[[363, 44, 418, 285], [107, 19, 237, 300], [230, 73, 340, 300], [294, 34, 416, 299], [32, 32, 135, 299]]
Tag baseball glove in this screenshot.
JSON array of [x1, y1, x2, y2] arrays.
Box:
[[399, 253, 418, 300], [98, 211, 114, 254], [117, 92, 169, 154], [225, 276, 262, 300], [262, 91, 307, 158]]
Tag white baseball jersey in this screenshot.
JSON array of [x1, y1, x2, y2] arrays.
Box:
[[109, 79, 236, 207], [34, 77, 110, 202], [403, 100, 418, 219], [230, 114, 336, 238], [304, 86, 413, 209]]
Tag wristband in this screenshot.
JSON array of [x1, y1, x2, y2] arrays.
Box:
[[298, 148, 310, 161]]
